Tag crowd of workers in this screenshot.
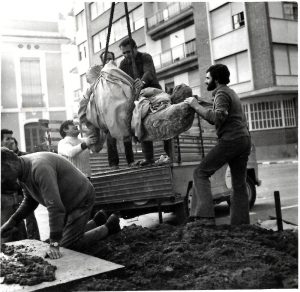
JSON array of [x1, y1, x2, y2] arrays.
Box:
[[1, 37, 251, 259]]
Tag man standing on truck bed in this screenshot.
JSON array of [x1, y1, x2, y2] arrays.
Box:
[[119, 37, 172, 166], [1, 147, 120, 259], [184, 64, 251, 225]]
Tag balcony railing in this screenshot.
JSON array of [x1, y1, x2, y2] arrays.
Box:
[[147, 2, 192, 29], [153, 39, 197, 70]]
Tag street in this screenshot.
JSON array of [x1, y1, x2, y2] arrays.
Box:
[[35, 162, 298, 240]]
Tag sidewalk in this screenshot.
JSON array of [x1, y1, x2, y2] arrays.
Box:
[[257, 158, 298, 165]]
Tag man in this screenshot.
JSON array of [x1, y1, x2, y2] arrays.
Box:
[[119, 38, 172, 166], [58, 120, 97, 178], [184, 64, 251, 225], [1, 147, 120, 259], [99, 51, 135, 169], [1, 129, 40, 241]]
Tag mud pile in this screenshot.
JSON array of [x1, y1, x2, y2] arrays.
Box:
[[72, 222, 297, 290], [1, 243, 57, 286]]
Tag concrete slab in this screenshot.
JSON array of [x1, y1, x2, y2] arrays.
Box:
[[1, 239, 124, 292]]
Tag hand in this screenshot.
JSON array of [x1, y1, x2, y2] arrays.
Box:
[[184, 96, 199, 109], [86, 136, 98, 147], [46, 245, 62, 260], [1, 219, 16, 238], [133, 79, 144, 91]]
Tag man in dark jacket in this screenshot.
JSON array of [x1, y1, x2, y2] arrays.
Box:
[[119, 38, 172, 166], [184, 64, 251, 225], [1, 148, 120, 259]]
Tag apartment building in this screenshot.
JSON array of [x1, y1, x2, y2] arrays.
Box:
[[74, 2, 297, 160], [1, 18, 75, 152]]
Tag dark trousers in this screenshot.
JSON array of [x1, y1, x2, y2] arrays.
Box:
[[106, 132, 134, 166], [190, 136, 251, 225], [141, 140, 172, 161]]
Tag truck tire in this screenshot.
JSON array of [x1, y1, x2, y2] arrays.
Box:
[[173, 201, 188, 224], [226, 176, 256, 209]]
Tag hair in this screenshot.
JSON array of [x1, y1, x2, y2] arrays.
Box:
[[100, 51, 115, 63], [119, 38, 137, 49], [59, 120, 74, 138], [1, 147, 19, 162], [206, 64, 230, 85], [86, 65, 102, 84], [1, 129, 13, 141]]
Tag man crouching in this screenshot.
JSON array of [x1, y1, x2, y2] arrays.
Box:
[[1, 147, 120, 259]]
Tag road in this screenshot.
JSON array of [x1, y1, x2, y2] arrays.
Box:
[[35, 162, 298, 240]]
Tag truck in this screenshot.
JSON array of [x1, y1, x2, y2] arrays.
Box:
[[86, 114, 261, 224]]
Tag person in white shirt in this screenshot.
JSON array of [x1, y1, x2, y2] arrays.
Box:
[[58, 120, 97, 178]]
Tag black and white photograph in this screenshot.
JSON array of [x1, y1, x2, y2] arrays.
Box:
[[0, 1, 298, 291]]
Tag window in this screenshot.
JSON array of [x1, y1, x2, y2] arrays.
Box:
[[132, 6, 145, 31], [232, 11, 245, 29], [75, 10, 86, 31], [20, 57, 43, 107], [216, 51, 250, 84], [25, 122, 46, 153], [92, 29, 107, 53], [90, 2, 111, 20], [244, 99, 296, 130], [78, 42, 88, 61], [273, 44, 298, 76], [283, 2, 298, 20], [80, 74, 88, 92]]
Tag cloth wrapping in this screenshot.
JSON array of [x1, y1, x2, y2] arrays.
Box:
[[89, 62, 135, 139], [131, 86, 195, 141]]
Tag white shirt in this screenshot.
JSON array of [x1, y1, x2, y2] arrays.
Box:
[[57, 136, 91, 177]]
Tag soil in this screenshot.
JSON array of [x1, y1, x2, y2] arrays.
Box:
[[0, 243, 57, 286], [71, 222, 298, 290]]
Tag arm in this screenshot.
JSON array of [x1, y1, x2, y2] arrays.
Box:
[[58, 139, 88, 158], [35, 166, 66, 242], [185, 93, 230, 126], [140, 54, 156, 87]]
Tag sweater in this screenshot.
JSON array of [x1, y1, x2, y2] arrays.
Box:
[[201, 85, 250, 140], [11, 152, 95, 241], [57, 136, 91, 177]]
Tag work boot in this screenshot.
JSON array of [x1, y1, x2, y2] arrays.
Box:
[[93, 209, 108, 226], [105, 214, 121, 235], [139, 159, 154, 167]]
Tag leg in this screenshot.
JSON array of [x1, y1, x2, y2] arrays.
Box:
[[163, 139, 173, 158], [141, 141, 154, 162], [123, 138, 134, 165], [229, 137, 251, 225], [191, 141, 231, 218], [106, 131, 119, 167]]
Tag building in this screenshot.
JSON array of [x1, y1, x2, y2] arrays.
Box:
[[1, 17, 76, 152], [74, 1, 298, 160]]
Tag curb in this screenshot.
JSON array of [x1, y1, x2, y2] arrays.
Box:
[[258, 160, 298, 165]]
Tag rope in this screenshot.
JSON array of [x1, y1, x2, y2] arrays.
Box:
[[124, 2, 138, 79], [103, 2, 115, 65]]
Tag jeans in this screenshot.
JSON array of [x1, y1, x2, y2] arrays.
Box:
[[190, 136, 251, 225], [106, 132, 134, 166]]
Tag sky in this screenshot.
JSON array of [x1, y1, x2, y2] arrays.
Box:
[[0, 0, 76, 21]]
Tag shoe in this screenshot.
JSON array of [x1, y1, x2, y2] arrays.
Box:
[[128, 162, 136, 168], [105, 214, 121, 234], [109, 165, 119, 170], [139, 159, 154, 167], [155, 155, 171, 166], [93, 209, 108, 226]]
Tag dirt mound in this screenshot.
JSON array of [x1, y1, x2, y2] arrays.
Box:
[[72, 223, 298, 290]]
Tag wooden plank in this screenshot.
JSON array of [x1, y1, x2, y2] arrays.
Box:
[[0, 239, 124, 292]]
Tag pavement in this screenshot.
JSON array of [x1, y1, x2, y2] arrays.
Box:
[[257, 158, 298, 165]]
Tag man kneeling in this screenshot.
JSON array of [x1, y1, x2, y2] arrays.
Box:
[[0, 147, 120, 259]]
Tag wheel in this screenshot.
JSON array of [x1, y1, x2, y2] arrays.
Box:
[[225, 167, 256, 209], [173, 201, 188, 224]]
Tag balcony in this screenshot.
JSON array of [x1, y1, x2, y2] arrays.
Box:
[[153, 39, 198, 79], [147, 2, 194, 40]]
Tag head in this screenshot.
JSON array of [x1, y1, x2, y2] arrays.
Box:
[[1, 147, 21, 191], [86, 65, 102, 84], [59, 120, 80, 138], [119, 38, 138, 60], [205, 64, 230, 91], [1, 129, 14, 149], [100, 51, 115, 65], [11, 137, 19, 152]]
